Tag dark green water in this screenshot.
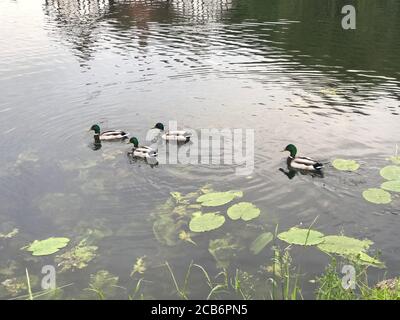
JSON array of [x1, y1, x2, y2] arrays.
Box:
[[0, 0, 399, 299]]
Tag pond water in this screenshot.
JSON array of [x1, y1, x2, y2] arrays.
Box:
[[0, 0, 399, 299]]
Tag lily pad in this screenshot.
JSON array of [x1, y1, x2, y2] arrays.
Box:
[[277, 227, 324, 246], [227, 202, 261, 221], [381, 180, 400, 192], [332, 159, 360, 171], [362, 188, 392, 204], [317, 235, 372, 256], [23, 237, 70, 256], [196, 191, 241, 207], [189, 212, 225, 232], [250, 232, 273, 255], [356, 252, 384, 268], [380, 166, 400, 181]]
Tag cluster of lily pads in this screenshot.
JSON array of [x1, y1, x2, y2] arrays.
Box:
[[277, 227, 383, 267], [151, 185, 266, 268], [331, 155, 400, 205], [152, 185, 261, 246], [362, 159, 400, 205]]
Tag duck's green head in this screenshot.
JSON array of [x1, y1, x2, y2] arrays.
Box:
[[129, 137, 139, 148], [154, 123, 164, 131], [282, 144, 297, 157], [90, 124, 100, 134]]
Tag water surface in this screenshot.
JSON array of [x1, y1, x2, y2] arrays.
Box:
[[0, 0, 400, 299]]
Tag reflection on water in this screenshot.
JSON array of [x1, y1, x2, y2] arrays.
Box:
[[43, 0, 235, 62], [0, 0, 400, 299]]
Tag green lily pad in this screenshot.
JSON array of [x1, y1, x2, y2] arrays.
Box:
[[189, 212, 225, 232], [381, 180, 400, 192], [317, 235, 372, 256], [277, 227, 324, 246], [332, 159, 360, 171], [362, 188, 392, 204], [356, 252, 384, 268], [196, 190, 241, 207], [250, 232, 273, 255], [380, 166, 400, 180], [227, 202, 260, 221], [23, 237, 70, 256]]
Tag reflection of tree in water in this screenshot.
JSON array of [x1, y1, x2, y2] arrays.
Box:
[[43, 0, 234, 63], [43, 0, 112, 63]]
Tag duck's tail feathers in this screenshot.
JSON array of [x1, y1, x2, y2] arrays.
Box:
[[313, 162, 324, 170]]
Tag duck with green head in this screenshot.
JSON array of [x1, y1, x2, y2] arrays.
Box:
[[128, 137, 158, 158], [282, 144, 323, 171], [89, 124, 129, 141], [153, 122, 191, 143]]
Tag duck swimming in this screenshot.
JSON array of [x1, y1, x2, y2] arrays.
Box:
[[127, 137, 158, 158], [153, 123, 191, 143], [89, 124, 129, 141], [282, 144, 323, 171]]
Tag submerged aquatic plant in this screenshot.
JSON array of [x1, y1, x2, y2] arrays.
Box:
[[37, 193, 83, 225], [0, 260, 18, 277], [208, 235, 242, 269], [0, 228, 19, 239], [362, 188, 392, 204], [86, 270, 119, 300], [0, 274, 39, 298], [22, 237, 70, 256], [151, 186, 210, 246], [178, 230, 196, 245], [55, 240, 97, 272], [131, 256, 147, 277], [250, 232, 273, 255]]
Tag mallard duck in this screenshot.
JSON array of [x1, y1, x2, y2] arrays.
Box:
[[153, 123, 191, 142], [127, 137, 158, 158], [89, 124, 129, 141], [281, 144, 323, 171]]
